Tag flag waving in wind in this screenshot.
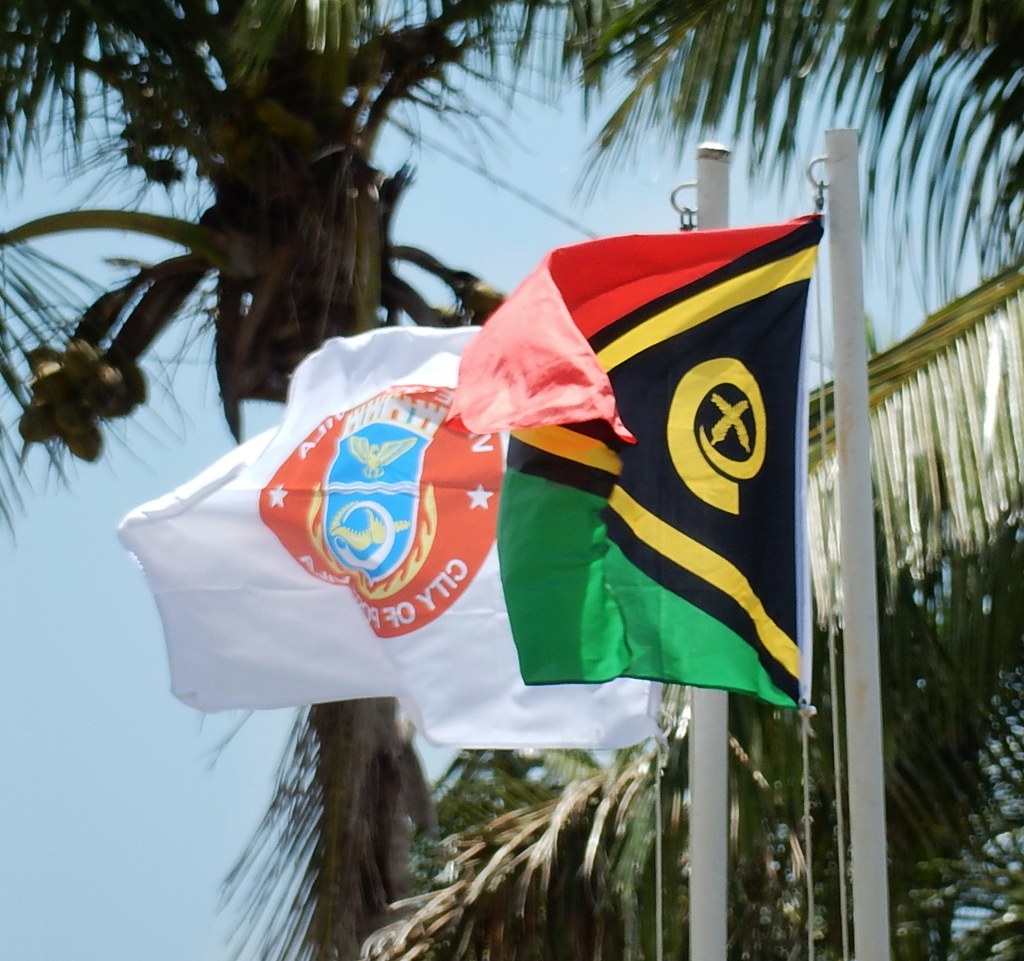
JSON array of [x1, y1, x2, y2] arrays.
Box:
[[450, 217, 823, 707], [119, 327, 660, 748]]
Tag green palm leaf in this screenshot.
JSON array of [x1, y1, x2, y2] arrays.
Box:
[[580, 0, 1024, 280]]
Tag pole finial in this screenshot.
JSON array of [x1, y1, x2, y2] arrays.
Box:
[[697, 142, 731, 161]]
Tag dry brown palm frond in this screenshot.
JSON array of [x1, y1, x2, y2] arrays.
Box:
[[810, 293, 1024, 624], [362, 684, 814, 961], [362, 752, 657, 961]]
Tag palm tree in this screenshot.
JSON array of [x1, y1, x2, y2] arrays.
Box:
[[1, 0, 522, 462], [0, 2, 588, 958], [7, 1, 1024, 958]]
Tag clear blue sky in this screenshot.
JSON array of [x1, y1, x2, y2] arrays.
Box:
[[1, 85, 921, 961]]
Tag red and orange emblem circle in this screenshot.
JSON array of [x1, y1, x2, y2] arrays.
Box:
[[260, 386, 503, 637]]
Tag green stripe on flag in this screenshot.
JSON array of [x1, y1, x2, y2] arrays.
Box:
[[497, 468, 629, 683], [499, 470, 795, 705], [604, 543, 796, 707]]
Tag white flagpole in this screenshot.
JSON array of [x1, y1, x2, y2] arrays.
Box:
[[689, 141, 730, 961], [825, 127, 893, 961]]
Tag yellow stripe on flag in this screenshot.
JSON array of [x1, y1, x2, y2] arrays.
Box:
[[607, 485, 800, 681], [597, 247, 819, 372], [513, 426, 623, 475]]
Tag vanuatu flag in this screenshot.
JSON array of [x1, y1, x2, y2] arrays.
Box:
[[449, 217, 822, 707]]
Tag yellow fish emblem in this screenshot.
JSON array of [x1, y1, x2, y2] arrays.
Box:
[[329, 507, 410, 551]]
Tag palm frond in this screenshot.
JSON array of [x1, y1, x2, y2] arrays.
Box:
[[362, 747, 667, 961], [363, 685, 824, 961], [897, 668, 1024, 959], [581, 0, 1024, 278], [809, 289, 1024, 620], [0, 210, 231, 271], [0, 0, 223, 177], [808, 262, 1024, 463]]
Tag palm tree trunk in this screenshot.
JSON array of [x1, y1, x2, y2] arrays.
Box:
[[211, 149, 435, 961], [307, 699, 430, 959]]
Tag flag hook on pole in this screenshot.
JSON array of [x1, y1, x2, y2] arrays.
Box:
[[669, 182, 698, 230], [806, 157, 828, 212]]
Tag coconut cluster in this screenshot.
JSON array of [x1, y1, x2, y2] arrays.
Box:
[[19, 340, 146, 461]]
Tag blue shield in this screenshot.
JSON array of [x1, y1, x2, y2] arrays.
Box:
[[322, 422, 427, 583]]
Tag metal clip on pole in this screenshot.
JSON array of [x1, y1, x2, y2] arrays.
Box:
[[806, 156, 828, 212], [670, 182, 698, 231]]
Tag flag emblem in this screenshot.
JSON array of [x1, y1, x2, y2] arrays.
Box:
[[260, 385, 502, 637], [669, 357, 766, 514]]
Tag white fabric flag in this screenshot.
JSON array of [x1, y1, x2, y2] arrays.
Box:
[[119, 326, 660, 748]]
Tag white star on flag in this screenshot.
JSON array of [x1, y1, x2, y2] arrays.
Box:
[[267, 485, 288, 507], [466, 484, 494, 509]]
